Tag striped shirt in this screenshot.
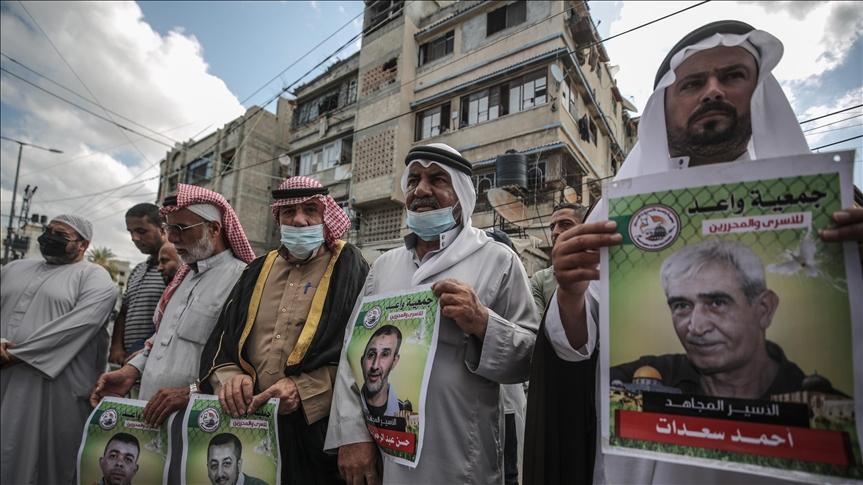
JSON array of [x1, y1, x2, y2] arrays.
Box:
[[122, 257, 166, 352]]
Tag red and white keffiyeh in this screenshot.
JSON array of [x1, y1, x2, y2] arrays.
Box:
[[271, 176, 351, 248], [151, 184, 255, 331]]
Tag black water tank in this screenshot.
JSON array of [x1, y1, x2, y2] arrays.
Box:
[[495, 151, 527, 189]]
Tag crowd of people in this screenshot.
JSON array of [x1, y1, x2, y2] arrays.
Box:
[[1, 20, 861, 485]]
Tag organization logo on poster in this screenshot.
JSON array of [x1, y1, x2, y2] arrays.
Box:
[[363, 305, 382, 329], [197, 407, 220, 432], [98, 409, 118, 430], [629, 204, 680, 251]]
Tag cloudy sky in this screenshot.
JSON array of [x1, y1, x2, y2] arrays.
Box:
[[1, 1, 860, 265]]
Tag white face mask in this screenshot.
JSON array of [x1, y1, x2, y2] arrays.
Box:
[[280, 224, 325, 259], [406, 202, 459, 241]]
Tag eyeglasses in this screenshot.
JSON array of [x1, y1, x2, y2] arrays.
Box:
[[161, 221, 207, 236]]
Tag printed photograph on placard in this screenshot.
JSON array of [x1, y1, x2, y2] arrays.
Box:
[[344, 285, 440, 468], [181, 394, 280, 485], [77, 397, 170, 485], [601, 153, 862, 481]]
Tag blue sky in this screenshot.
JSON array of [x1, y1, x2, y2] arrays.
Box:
[[1, 1, 860, 262], [139, 1, 364, 109]]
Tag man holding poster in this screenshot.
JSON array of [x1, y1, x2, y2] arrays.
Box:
[[327, 143, 538, 485], [525, 20, 863, 485]]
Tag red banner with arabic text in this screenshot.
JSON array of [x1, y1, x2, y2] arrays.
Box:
[[616, 410, 851, 465], [367, 425, 416, 455]]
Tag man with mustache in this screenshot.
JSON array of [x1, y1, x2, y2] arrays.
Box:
[[96, 433, 140, 485], [91, 185, 255, 429], [609, 240, 813, 399], [157, 242, 181, 285], [327, 143, 537, 485], [360, 325, 411, 419], [109, 203, 168, 365], [206, 433, 267, 485], [1, 214, 117, 484], [525, 21, 863, 484]]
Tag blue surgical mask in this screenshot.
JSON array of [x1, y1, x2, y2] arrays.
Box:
[[280, 224, 324, 259], [406, 203, 459, 241]]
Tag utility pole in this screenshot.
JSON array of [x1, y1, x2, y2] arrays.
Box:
[[1, 135, 63, 264]]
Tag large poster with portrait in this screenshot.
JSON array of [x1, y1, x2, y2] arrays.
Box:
[[600, 151, 863, 482], [77, 397, 171, 485], [180, 394, 280, 485], [345, 285, 440, 468]]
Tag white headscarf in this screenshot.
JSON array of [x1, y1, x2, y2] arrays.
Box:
[[400, 143, 490, 285], [615, 29, 808, 181]]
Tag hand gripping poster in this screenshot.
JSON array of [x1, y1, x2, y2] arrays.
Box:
[[600, 152, 863, 482], [181, 394, 280, 485], [77, 397, 171, 485], [345, 285, 440, 467]]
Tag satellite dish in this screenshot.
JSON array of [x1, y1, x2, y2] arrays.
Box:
[[550, 64, 565, 84], [487, 188, 543, 229], [278, 154, 292, 167], [563, 186, 580, 204]]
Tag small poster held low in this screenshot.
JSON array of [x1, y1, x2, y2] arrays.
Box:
[[345, 285, 440, 467], [77, 397, 170, 485], [181, 394, 280, 485]]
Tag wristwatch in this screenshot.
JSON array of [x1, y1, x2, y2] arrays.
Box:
[[189, 382, 199, 394]]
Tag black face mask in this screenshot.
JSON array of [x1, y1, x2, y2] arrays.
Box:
[[38, 232, 72, 258]]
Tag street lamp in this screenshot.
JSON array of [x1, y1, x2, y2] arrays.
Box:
[[1, 135, 64, 263]]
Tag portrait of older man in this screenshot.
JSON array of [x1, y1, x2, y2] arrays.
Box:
[[609, 240, 811, 399], [206, 433, 267, 485], [360, 325, 411, 418], [97, 433, 140, 485]]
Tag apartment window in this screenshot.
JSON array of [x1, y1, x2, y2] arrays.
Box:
[[419, 31, 454, 66], [343, 79, 358, 105], [299, 152, 315, 176], [167, 173, 179, 193], [368, 1, 404, 34], [487, 1, 526, 36], [509, 70, 547, 113], [460, 87, 503, 127], [220, 149, 236, 174], [415, 104, 450, 141], [295, 77, 357, 126], [527, 160, 547, 191], [473, 172, 496, 211], [589, 119, 598, 145], [322, 141, 342, 170], [186, 153, 213, 185], [569, 84, 578, 115]]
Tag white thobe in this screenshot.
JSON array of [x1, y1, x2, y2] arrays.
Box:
[[326, 232, 538, 485], [128, 249, 245, 399], [0, 259, 117, 485]]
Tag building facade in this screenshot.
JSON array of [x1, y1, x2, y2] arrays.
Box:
[[348, 0, 637, 268], [156, 99, 293, 256]]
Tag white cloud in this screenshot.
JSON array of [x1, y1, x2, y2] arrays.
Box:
[[339, 5, 346, 14], [798, 87, 863, 147], [0, 2, 244, 264], [604, 1, 862, 112], [309, 1, 320, 12]]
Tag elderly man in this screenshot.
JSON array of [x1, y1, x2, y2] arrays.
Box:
[[98, 432, 140, 485], [1, 215, 117, 484], [157, 242, 181, 285], [525, 21, 863, 485], [326, 143, 538, 484], [91, 184, 255, 424], [610, 240, 814, 398], [530, 203, 586, 316], [199, 176, 368, 485], [109, 203, 169, 364]]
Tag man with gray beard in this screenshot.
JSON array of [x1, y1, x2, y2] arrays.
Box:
[[91, 184, 255, 427]]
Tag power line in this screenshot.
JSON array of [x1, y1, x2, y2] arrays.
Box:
[[798, 104, 863, 125], [801, 113, 863, 133], [811, 135, 863, 151], [803, 123, 863, 137], [0, 52, 181, 145], [0, 68, 174, 148]]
